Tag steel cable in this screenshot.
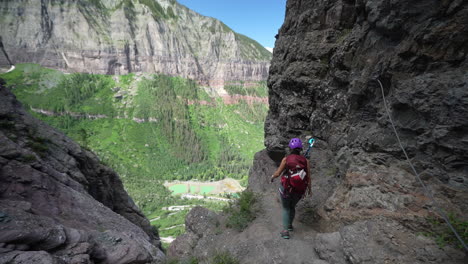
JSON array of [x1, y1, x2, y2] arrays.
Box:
[[377, 79, 467, 252]]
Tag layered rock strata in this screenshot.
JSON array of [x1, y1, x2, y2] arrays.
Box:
[[0, 0, 271, 89], [0, 81, 164, 263]]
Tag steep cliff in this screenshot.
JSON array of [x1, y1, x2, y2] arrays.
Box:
[[266, 0, 468, 221], [264, 0, 467, 260], [169, 0, 468, 263], [0, 80, 164, 263], [0, 0, 271, 90]]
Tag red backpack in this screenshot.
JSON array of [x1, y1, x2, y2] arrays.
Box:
[[281, 154, 309, 196]]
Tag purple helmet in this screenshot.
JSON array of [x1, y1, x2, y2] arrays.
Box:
[[288, 138, 303, 149]]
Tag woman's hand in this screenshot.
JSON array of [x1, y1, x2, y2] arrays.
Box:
[[271, 158, 287, 184]]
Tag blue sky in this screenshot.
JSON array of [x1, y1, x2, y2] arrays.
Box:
[[177, 0, 287, 51]]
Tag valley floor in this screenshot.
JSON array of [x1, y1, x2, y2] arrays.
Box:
[[164, 178, 244, 196]]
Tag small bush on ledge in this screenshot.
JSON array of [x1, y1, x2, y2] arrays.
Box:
[[165, 251, 239, 264], [224, 190, 257, 231], [422, 212, 468, 249], [210, 251, 240, 264]]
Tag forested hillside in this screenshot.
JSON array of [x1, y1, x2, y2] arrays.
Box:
[[0, 63, 268, 242]]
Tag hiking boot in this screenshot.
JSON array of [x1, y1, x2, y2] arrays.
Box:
[[280, 230, 290, 239], [287, 225, 294, 231]]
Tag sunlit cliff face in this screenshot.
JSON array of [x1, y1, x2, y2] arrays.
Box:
[[0, 0, 271, 89]]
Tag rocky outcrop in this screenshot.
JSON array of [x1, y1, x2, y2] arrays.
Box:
[[170, 0, 468, 263], [0, 0, 271, 90], [266, 0, 468, 191], [0, 80, 164, 263], [262, 0, 468, 261], [265, 0, 468, 217]]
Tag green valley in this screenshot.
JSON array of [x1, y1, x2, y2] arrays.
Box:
[[0, 63, 268, 244]]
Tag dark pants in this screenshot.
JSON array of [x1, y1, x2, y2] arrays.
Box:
[[279, 186, 302, 229]]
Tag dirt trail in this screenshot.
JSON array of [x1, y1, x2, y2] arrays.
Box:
[[170, 151, 326, 263], [213, 183, 323, 263], [261, 183, 318, 240]]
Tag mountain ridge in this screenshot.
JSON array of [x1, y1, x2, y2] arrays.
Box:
[[0, 0, 271, 91]]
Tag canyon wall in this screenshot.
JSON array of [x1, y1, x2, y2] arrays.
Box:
[[266, 0, 467, 191], [0, 0, 271, 90]]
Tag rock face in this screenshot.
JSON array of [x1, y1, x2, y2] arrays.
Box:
[[266, 0, 468, 191], [266, 0, 468, 219], [0, 81, 164, 263], [263, 0, 468, 260], [169, 0, 468, 263], [0, 0, 270, 90]]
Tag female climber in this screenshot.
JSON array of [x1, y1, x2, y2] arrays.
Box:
[[270, 138, 311, 239]]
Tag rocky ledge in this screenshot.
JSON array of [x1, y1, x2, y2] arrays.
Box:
[[0, 80, 164, 263], [168, 148, 466, 263]]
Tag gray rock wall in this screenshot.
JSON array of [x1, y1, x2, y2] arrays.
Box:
[[252, 0, 468, 261], [265, 0, 468, 217], [0, 81, 164, 263], [0, 0, 270, 90]]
